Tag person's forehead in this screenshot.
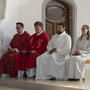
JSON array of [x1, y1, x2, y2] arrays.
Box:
[[57, 25, 63, 27], [16, 24, 21, 27], [35, 25, 41, 28], [82, 27, 87, 29], [35, 25, 41, 27]]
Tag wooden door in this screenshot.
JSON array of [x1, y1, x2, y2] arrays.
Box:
[[46, 0, 69, 39]]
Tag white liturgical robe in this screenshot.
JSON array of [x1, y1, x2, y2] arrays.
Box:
[[67, 36, 90, 79], [36, 31, 71, 80]]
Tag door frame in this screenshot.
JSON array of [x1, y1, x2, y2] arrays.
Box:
[[42, 0, 77, 44]]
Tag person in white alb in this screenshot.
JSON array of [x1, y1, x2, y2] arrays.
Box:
[[36, 23, 72, 80], [67, 25, 90, 81]]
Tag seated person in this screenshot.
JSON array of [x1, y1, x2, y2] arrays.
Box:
[[36, 23, 71, 80], [0, 22, 30, 77], [15, 21, 49, 78], [67, 25, 90, 81]]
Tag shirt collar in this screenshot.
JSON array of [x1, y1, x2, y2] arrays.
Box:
[[18, 30, 24, 35], [36, 31, 43, 36]]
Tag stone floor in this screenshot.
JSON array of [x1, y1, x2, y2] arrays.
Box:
[[0, 69, 90, 90]]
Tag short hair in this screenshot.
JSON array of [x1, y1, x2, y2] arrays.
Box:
[[58, 23, 65, 28], [16, 22, 24, 27], [34, 21, 43, 29]]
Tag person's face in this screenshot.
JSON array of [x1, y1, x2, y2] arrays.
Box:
[[34, 25, 43, 34], [57, 25, 65, 33], [81, 26, 88, 36], [16, 24, 23, 33]]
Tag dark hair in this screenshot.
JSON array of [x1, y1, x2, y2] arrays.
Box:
[[34, 21, 43, 29], [80, 25, 90, 40], [58, 23, 65, 28], [16, 22, 24, 27]]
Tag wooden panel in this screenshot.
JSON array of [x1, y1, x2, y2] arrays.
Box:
[[46, 6, 64, 20], [46, 21, 54, 39]]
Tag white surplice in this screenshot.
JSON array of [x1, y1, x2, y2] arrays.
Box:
[[36, 31, 71, 80], [67, 36, 90, 79]]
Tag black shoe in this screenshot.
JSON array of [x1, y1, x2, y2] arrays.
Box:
[[23, 72, 27, 78], [74, 79, 80, 81], [32, 76, 36, 79], [49, 77, 56, 80], [68, 78, 80, 81]]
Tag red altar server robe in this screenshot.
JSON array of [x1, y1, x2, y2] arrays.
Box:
[[0, 31, 30, 77], [15, 32, 49, 71]]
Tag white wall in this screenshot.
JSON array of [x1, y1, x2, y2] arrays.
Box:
[[0, 0, 90, 67], [16, 0, 43, 34], [0, 0, 18, 56], [75, 0, 90, 37]]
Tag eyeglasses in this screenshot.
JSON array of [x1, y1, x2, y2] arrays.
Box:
[[81, 28, 87, 30]]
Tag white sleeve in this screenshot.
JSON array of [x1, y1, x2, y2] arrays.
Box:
[[72, 38, 79, 54], [47, 36, 54, 51], [80, 42, 90, 54], [79, 50, 88, 54], [57, 36, 72, 56], [73, 39, 90, 54]]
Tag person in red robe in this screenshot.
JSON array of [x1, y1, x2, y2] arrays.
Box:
[[0, 22, 30, 77], [15, 21, 49, 78]]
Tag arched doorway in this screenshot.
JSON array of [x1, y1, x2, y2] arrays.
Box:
[[46, 0, 69, 39], [42, 0, 77, 43]]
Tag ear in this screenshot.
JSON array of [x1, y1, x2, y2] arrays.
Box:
[[63, 27, 65, 30]]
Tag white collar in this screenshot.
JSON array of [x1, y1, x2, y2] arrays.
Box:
[[36, 31, 43, 36], [18, 30, 24, 35]]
